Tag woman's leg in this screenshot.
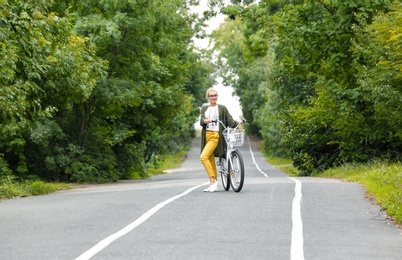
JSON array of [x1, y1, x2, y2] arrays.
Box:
[[208, 151, 217, 181], [200, 131, 219, 183]]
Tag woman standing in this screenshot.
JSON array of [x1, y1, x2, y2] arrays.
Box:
[[200, 88, 239, 192]]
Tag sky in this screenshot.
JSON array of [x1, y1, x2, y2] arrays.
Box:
[[191, 1, 243, 129]]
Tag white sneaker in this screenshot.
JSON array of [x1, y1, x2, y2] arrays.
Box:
[[209, 181, 218, 193], [204, 186, 211, 192]]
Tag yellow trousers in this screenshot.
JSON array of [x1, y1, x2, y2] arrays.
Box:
[[200, 131, 219, 180]]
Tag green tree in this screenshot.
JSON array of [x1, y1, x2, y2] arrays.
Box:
[[220, 0, 395, 174], [66, 0, 204, 179], [0, 0, 221, 182], [274, 0, 394, 174], [49, 0, 217, 180], [349, 2, 402, 160], [211, 17, 267, 137], [0, 0, 107, 179]]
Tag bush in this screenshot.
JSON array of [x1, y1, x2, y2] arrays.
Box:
[[0, 175, 24, 198], [29, 181, 56, 195]]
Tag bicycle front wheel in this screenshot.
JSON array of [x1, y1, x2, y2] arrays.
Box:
[[229, 150, 244, 192], [219, 157, 230, 191]]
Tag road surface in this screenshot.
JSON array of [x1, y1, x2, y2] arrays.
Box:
[[0, 137, 401, 259]]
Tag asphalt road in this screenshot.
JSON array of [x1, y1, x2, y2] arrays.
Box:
[[0, 137, 401, 260]]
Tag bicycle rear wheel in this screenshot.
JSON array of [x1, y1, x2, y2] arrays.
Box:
[[219, 157, 230, 191], [229, 150, 244, 192]]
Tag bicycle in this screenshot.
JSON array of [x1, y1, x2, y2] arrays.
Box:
[[214, 119, 246, 192]]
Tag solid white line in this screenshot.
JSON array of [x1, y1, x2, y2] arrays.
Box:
[[289, 177, 304, 260], [245, 137, 303, 258], [247, 137, 269, 177], [75, 182, 209, 260]]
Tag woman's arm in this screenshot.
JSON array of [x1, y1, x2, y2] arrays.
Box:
[[200, 106, 207, 128]]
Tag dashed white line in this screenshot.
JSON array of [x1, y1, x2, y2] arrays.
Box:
[[75, 182, 208, 260]]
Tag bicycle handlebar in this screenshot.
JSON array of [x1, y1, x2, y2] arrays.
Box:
[[211, 119, 247, 129]]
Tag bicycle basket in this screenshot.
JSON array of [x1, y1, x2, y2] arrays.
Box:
[[222, 128, 245, 146]]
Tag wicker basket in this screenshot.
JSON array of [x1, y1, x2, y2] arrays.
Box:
[[223, 128, 245, 146]]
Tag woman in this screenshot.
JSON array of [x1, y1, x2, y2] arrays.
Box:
[[200, 87, 239, 192]]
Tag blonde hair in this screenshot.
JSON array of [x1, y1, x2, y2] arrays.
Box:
[[205, 87, 218, 99]]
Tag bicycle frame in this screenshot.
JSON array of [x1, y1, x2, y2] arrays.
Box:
[[223, 125, 239, 172], [214, 119, 246, 192]]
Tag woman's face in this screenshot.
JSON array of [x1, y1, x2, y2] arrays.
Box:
[[208, 91, 218, 105]]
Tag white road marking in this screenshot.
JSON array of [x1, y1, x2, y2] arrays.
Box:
[[247, 137, 269, 177], [247, 137, 304, 259], [77, 139, 305, 260], [289, 177, 304, 260], [75, 182, 209, 260]]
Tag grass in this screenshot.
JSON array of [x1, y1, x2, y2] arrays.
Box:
[[265, 156, 300, 176], [0, 175, 70, 199], [147, 150, 188, 175]]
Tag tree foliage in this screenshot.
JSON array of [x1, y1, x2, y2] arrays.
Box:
[[213, 0, 399, 174], [1, 0, 108, 180], [1, 0, 215, 182], [211, 17, 270, 137]]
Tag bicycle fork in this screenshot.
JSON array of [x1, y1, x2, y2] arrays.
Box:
[[227, 150, 237, 177]]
